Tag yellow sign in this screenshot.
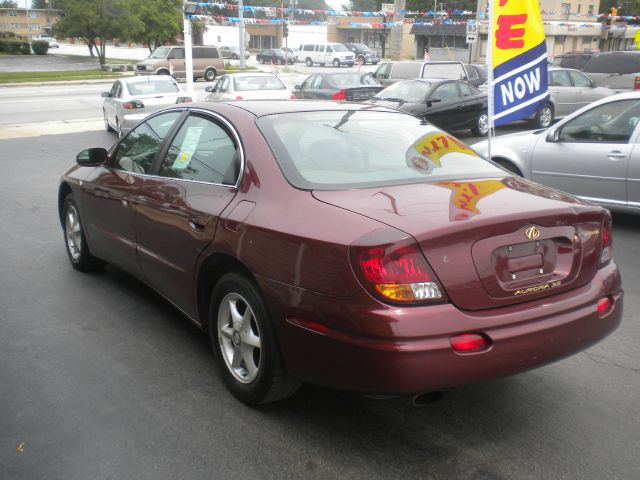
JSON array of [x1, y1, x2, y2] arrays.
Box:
[[406, 133, 479, 174], [438, 180, 507, 221]]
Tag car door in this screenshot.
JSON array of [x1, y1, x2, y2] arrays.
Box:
[[425, 81, 466, 131], [530, 98, 640, 207], [216, 75, 232, 101], [135, 112, 241, 318], [298, 75, 322, 99], [569, 70, 606, 107], [168, 47, 185, 77], [80, 111, 182, 278], [104, 80, 121, 127], [628, 143, 640, 209], [374, 62, 391, 86], [457, 81, 485, 128], [548, 70, 575, 117]]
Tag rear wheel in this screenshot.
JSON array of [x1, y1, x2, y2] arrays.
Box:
[[62, 194, 104, 272], [305, 57, 312, 67], [204, 68, 216, 82], [232, 53, 238, 60], [534, 103, 554, 128], [494, 159, 522, 176], [471, 111, 489, 136], [103, 110, 113, 132], [210, 273, 300, 405]]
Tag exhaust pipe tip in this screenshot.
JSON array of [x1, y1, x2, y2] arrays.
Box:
[[403, 391, 445, 407]]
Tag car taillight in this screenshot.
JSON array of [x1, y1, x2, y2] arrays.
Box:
[[235, 95, 244, 100], [290, 94, 296, 99], [123, 100, 144, 109], [635, 76, 640, 90], [600, 215, 613, 267], [350, 228, 446, 304], [332, 89, 346, 100], [175, 96, 192, 104]]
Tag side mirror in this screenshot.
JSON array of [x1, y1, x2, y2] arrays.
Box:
[[546, 129, 560, 142], [294, 84, 301, 90], [101, 92, 110, 98], [205, 86, 214, 92], [590, 80, 598, 88], [425, 97, 442, 107], [76, 148, 108, 166]]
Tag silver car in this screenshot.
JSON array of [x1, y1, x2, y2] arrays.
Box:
[[479, 67, 614, 128], [471, 91, 640, 213], [204, 73, 293, 101], [102, 76, 191, 137]]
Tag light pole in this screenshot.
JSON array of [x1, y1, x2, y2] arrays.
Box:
[[239, 0, 246, 70], [184, 2, 197, 99]]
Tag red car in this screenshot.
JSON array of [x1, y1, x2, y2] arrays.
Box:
[[58, 101, 623, 405]]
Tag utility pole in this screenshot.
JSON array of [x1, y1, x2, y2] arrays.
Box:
[[239, 0, 246, 69], [382, 14, 386, 59], [183, 3, 194, 99]]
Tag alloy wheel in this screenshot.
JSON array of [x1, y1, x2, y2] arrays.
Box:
[[65, 204, 82, 261]]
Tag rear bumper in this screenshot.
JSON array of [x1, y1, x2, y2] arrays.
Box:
[[259, 262, 622, 394]]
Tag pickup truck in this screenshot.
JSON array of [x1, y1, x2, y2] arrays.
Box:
[[582, 51, 640, 92], [373, 60, 470, 87]]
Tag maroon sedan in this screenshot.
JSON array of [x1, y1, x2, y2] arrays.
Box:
[[58, 101, 623, 405]]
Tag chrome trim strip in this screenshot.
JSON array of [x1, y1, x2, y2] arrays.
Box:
[[532, 171, 627, 182], [110, 107, 245, 189], [579, 196, 627, 206]]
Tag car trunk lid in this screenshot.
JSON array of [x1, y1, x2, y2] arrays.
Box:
[[312, 176, 606, 310]]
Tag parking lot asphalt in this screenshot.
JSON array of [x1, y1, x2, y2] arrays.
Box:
[[0, 130, 639, 480]]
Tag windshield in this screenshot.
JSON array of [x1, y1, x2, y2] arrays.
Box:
[[333, 44, 349, 52], [149, 47, 170, 59], [126, 79, 180, 95], [331, 73, 379, 87], [352, 44, 370, 51], [256, 111, 504, 190], [422, 63, 467, 79], [375, 81, 431, 103], [234, 75, 286, 91]]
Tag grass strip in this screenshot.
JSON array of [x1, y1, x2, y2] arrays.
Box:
[[0, 70, 124, 83]]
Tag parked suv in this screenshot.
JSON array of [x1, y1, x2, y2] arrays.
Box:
[[373, 60, 469, 87], [582, 51, 640, 92], [343, 43, 380, 65], [299, 43, 355, 67], [135, 45, 224, 82], [552, 51, 595, 71]]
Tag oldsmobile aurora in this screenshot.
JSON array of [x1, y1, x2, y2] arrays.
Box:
[[58, 101, 623, 405]]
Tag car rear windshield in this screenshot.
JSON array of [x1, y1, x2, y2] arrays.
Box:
[[583, 53, 640, 74], [421, 63, 467, 79], [256, 110, 504, 190], [126, 79, 180, 95], [330, 73, 379, 87], [234, 75, 286, 91], [375, 80, 432, 103]]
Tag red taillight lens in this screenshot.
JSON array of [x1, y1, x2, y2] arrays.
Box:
[[600, 215, 613, 267], [350, 228, 446, 304], [597, 296, 612, 315], [450, 333, 489, 352], [234, 95, 244, 100], [290, 94, 296, 99], [634, 76, 640, 90], [123, 100, 144, 109], [331, 89, 346, 100]]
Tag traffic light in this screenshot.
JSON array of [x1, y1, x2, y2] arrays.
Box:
[[283, 23, 289, 38]]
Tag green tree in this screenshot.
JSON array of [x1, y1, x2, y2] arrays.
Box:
[[124, 0, 182, 53], [0, 0, 18, 8], [53, 0, 127, 64], [600, 0, 640, 15]]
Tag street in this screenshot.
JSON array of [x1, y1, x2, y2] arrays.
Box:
[[0, 73, 639, 480]]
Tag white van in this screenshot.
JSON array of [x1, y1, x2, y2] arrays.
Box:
[[299, 43, 355, 67]]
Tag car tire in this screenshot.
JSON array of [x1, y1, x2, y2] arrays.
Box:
[[158, 69, 170, 76], [232, 54, 238, 60], [534, 103, 554, 128], [471, 111, 489, 136], [333, 59, 340, 68], [357, 56, 365, 65], [258, 58, 264, 64], [115, 118, 122, 138], [305, 57, 312, 67], [103, 110, 113, 132], [279, 58, 285, 65], [209, 273, 300, 405], [62, 194, 105, 272], [204, 68, 216, 82]]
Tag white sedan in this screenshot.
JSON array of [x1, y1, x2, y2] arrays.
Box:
[[102, 76, 192, 137], [204, 73, 294, 101]]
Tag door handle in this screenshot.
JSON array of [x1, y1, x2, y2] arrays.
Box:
[[188, 216, 206, 232], [607, 151, 627, 161]]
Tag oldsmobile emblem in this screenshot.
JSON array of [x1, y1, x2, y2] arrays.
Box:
[[525, 225, 540, 241]]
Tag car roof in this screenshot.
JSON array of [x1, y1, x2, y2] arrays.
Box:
[[189, 100, 400, 118], [123, 75, 177, 84], [226, 72, 278, 78]]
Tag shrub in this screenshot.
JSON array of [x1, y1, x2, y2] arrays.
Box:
[[31, 40, 49, 55], [0, 38, 31, 54]]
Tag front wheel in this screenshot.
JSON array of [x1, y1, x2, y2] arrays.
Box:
[[333, 59, 340, 68], [204, 68, 216, 82], [534, 103, 554, 128], [305, 57, 313, 67], [232, 53, 238, 60], [62, 194, 104, 272], [471, 111, 489, 136], [210, 273, 300, 405], [357, 56, 366, 65]]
